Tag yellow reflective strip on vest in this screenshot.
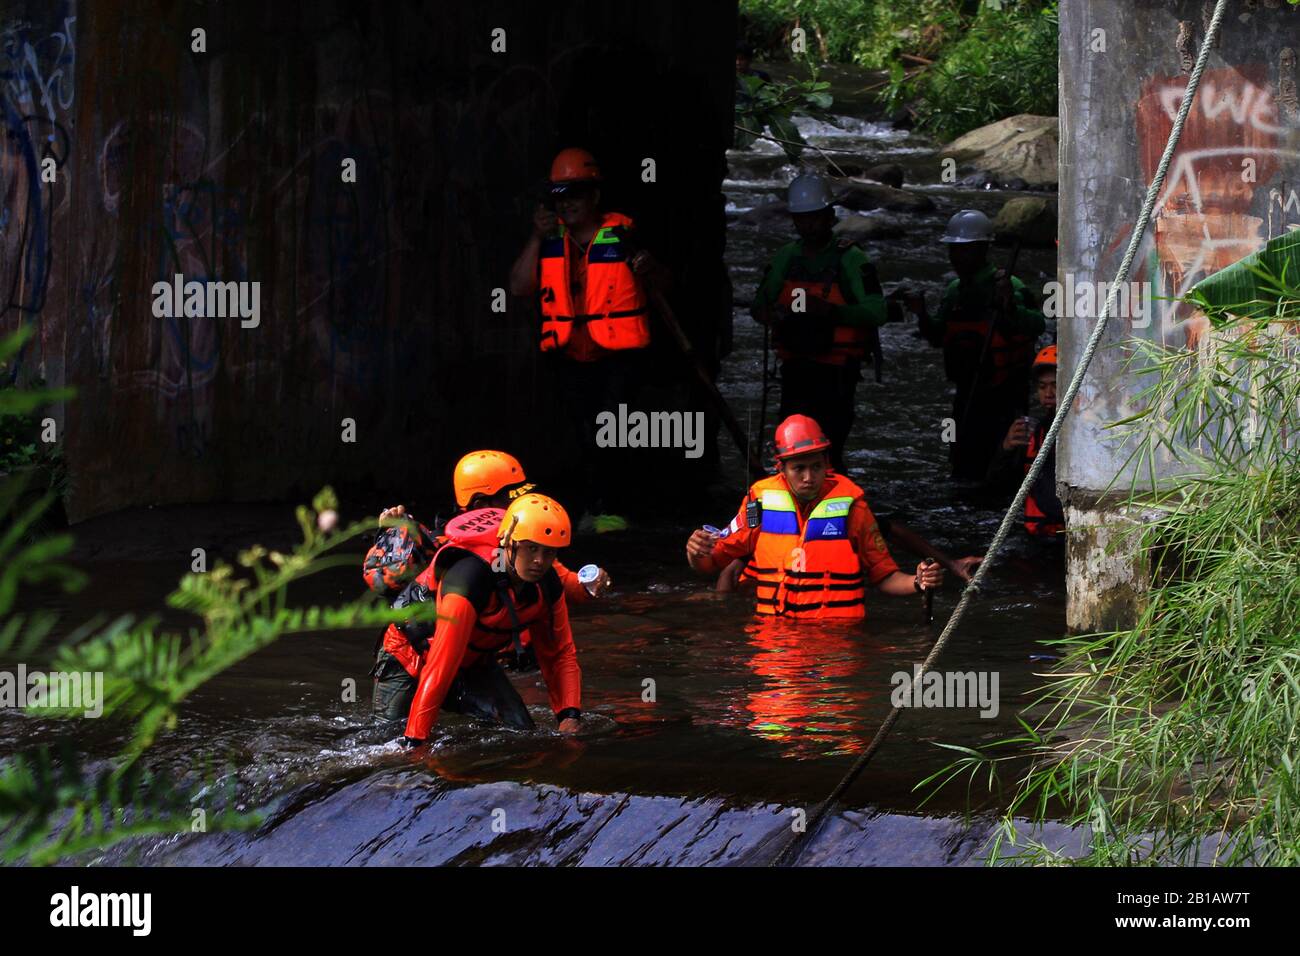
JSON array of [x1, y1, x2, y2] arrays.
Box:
[[761, 489, 796, 513], [808, 496, 853, 520]]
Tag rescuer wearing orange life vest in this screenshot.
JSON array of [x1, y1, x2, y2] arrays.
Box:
[[991, 345, 1064, 538], [751, 173, 895, 473], [684, 414, 943, 619], [368, 451, 610, 722], [392, 494, 583, 746], [508, 148, 667, 529], [372, 450, 612, 605], [901, 209, 1045, 483]]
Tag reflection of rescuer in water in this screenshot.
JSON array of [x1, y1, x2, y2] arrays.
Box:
[[898, 209, 1045, 482], [367, 452, 610, 718], [508, 147, 669, 529], [742, 621, 876, 758], [685, 414, 944, 619], [987, 346, 1064, 538], [368, 494, 584, 747], [751, 173, 898, 473]]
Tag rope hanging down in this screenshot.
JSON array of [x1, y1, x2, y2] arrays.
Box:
[[769, 0, 1232, 868]]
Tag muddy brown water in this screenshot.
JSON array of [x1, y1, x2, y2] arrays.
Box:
[[2, 94, 1072, 866]]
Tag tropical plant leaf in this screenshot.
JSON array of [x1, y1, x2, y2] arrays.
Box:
[[1186, 231, 1300, 325]]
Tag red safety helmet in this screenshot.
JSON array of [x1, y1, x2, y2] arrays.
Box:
[[773, 414, 831, 462], [1033, 345, 1057, 369], [549, 148, 602, 185]]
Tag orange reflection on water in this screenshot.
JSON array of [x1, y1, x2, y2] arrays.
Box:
[[743, 619, 885, 759]]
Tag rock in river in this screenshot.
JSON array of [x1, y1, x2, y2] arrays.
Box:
[[941, 114, 1058, 188], [993, 196, 1057, 247]]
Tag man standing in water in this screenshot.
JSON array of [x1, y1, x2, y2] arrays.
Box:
[[684, 414, 943, 620], [508, 148, 666, 531], [751, 173, 893, 473], [901, 209, 1044, 482]]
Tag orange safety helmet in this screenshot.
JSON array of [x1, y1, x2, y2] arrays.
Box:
[[453, 450, 533, 508], [499, 494, 571, 548], [549, 147, 602, 185], [1032, 345, 1057, 369], [773, 414, 832, 462]]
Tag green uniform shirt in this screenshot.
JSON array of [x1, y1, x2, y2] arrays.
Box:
[[755, 239, 888, 329], [921, 263, 1044, 345]]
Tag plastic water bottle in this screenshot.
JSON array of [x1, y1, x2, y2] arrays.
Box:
[[703, 524, 724, 537], [578, 564, 601, 596]]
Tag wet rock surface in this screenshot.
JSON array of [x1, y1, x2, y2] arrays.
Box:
[[941, 114, 1059, 188]]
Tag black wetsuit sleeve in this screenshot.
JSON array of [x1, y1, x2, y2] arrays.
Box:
[[539, 568, 564, 605], [437, 555, 496, 609], [396, 555, 494, 646]]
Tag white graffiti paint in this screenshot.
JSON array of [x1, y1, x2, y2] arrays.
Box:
[[1158, 79, 1282, 135], [0, 16, 76, 125]]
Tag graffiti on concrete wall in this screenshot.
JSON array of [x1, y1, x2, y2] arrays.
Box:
[[1136, 65, 1299, 347], [0, 10, 75, 375]]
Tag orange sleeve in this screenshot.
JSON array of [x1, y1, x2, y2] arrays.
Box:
[[554, 560, 590, 605], [403, 591, 476, 740], [531, 594, 582, 714], [850, 500, 900, 585]]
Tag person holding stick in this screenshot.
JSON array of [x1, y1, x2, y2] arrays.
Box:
[[897, 209, 1044, 483]]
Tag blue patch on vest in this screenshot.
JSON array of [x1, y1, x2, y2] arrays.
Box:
[[805, 515, 848, 540], [761, 509, 799, 536], [540, 238, 566, 258], [587, 242, 627, 263]]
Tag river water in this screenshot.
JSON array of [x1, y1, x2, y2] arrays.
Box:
[[3, 85, 1072, 866]]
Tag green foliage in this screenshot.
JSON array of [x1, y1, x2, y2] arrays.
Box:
[[921, 249, 1300, 865], [1187, 231, 1300, 327], [884, 1, 1059, 141], [738, 1, 1058, 142], [739, 0, 964, 67], [0, 326, 72, 477], [735, 72, 837, 160], [0, 330, 434, 863]]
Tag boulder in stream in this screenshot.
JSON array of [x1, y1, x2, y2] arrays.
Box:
[[833, 213, 905, 241], [819, 162, 903, 187], [860, 162, 905, 188], [941, 114, 1059, 189], [834, 179, 935, 213], [993, 196, 1057, 247]]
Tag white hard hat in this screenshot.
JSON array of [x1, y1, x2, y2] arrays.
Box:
[[787, 174, 834, 214], [940, 209, 993, 243]]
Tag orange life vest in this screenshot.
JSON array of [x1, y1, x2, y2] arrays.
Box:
[[379, 508, 552, 673], [538, 211, 651, 354], [774, 255, 867, 366], [941, 276, 1036, 389], [741, 473, 868, 620], [1023, 427, 1064, 537]]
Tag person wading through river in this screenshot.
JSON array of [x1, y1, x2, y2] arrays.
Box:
[[390, 494, 583, 747], [508, 148, 668, 532], [368, 451, 611, 721], [987, 345, 1064, 538], [684, 414, 943, 619], [899, 209, 1044, 483], [751, 173, 897, 473]]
